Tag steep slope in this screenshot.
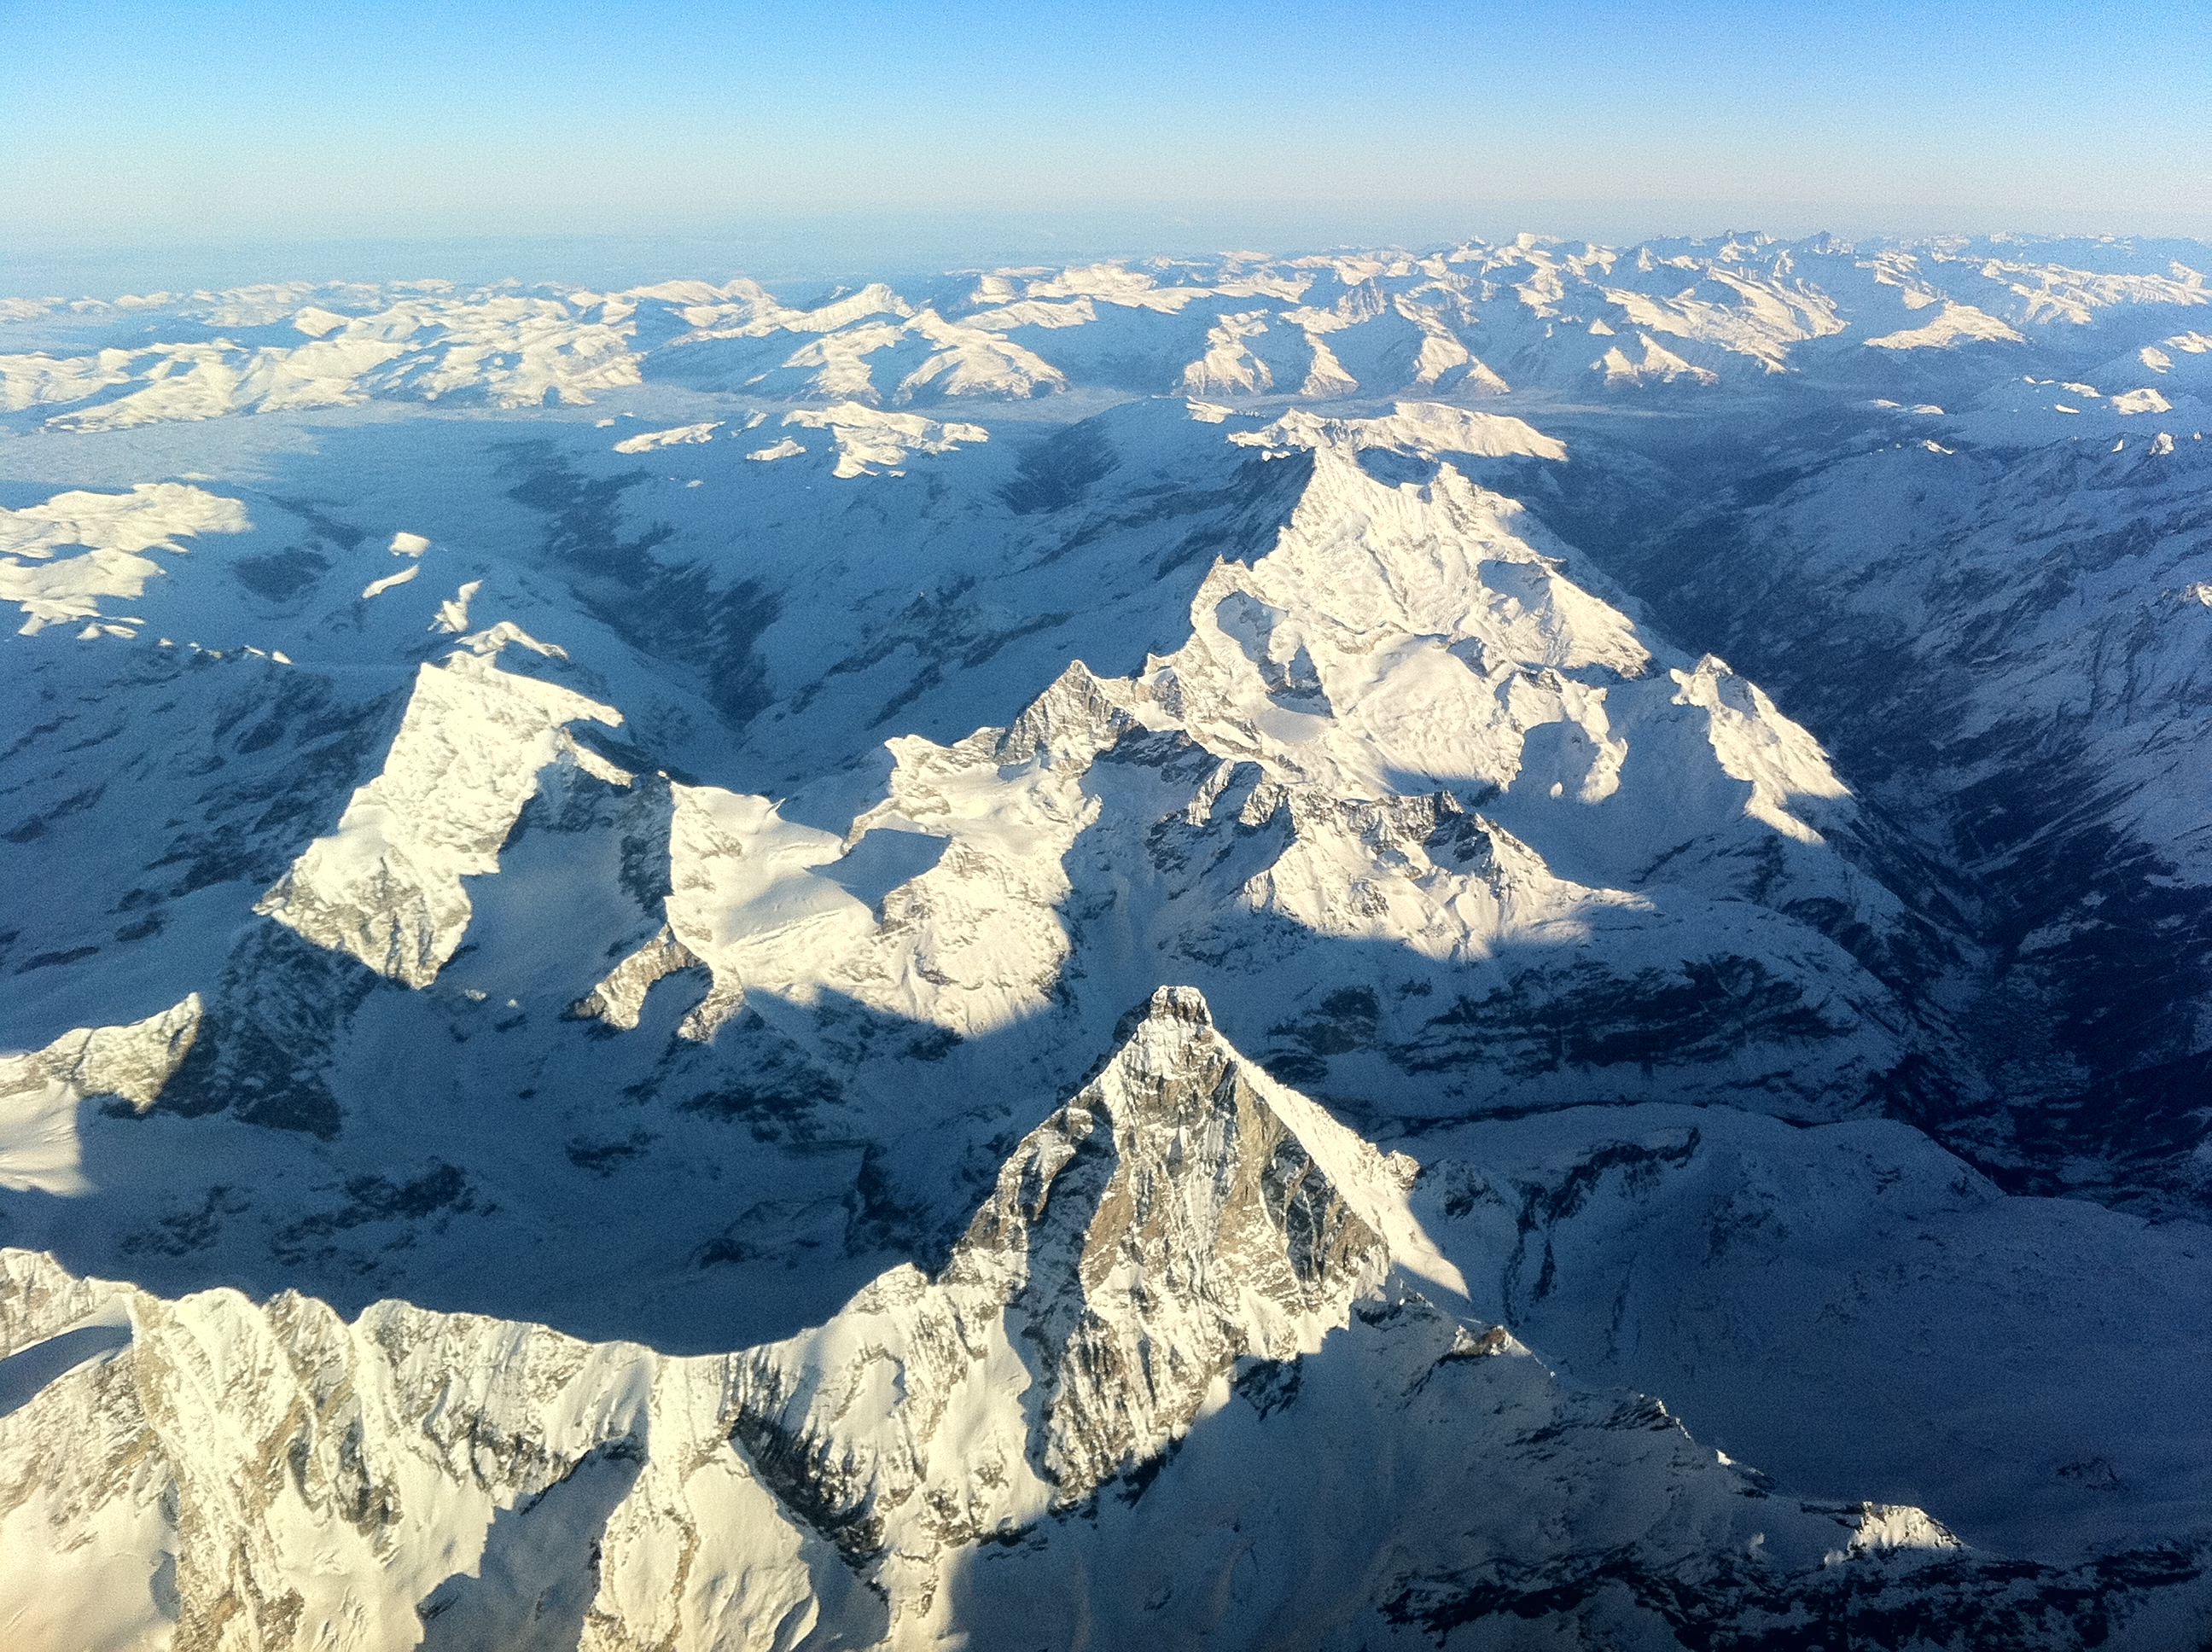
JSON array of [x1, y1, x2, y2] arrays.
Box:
[[584, 401, 1936, 1132], [9, 992, 2202, 1651], [0, 389, 1947, 1362], [6, 232, 2212, 1638], [1406, 1101, 2212, 1562], [1530, 385, 2212, 1212], [0, 996, 200, 1195], [257, 631, 628, 986]]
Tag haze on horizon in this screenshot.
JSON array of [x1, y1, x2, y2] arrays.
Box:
[[3, 0, 2209, 282]]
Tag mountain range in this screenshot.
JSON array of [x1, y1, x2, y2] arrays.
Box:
[[3, 230, 2209, 1649]]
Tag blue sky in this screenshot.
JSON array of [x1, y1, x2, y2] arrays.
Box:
[[3, 0, 2208, 253]]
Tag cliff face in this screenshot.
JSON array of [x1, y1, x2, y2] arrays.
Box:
[[5, 993, 2205, 1650], [0, 1242, 872, 1652], [725, 987, 1423, 1580], [579, 416, 1926, 1126], [5, 235, 2211, 1650], [1541, 418, 2212, 1212]]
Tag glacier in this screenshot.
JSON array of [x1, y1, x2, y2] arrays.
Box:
[[2, 229, 2209, 1649], [5, 993, 2204, 1650]]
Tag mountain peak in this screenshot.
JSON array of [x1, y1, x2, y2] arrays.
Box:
[[1132, 979, 1213, 1029], [945, 981, 1396, 1498], [726, 990, 1451, 1581], [986, 655, 1134, 768]]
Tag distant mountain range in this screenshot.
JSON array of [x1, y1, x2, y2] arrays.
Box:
[[3, 232, 2208, 1649]]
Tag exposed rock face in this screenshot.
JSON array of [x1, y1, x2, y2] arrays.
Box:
[[0, 991, 1441, 1648], [567, 923, 701, 1031], [0, 1246, 880, 1652], [4, 994, 2203, 1651], [725, 986, 1436, 1593], [15, 995, 202, 1113], [0, 997, 201, 1194], [7, 236, 2212, 1651], [580, 416, 1926, 1123], [1547, 391, 2212, 1209], [962, 985, 1396, 1497]]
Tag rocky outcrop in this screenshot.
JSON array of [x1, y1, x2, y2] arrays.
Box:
[[582, 419, 1926, 1121], [6, 994, 2203, 1649], [9, 235, 2212, 1650], [0, 996, 201, 1194], [0, 1245, 880, 1652], [724, 986, 1441, 1590], [1552, 389, 2212, 1210]]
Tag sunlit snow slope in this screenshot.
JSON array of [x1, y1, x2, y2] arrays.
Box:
[[3, 230, 2210, 1650]]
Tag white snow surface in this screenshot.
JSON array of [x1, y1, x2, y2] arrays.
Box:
[[1183, 308, 1278, 394], [256, 648, 623, 986], [1596, 332, 1720, 385], [3, 239, 2200, 433], [1231, 399, 1568, 462], [6, 231, 2212, 1650], [2111, 387, 2173, 414], [1599, 268, 1845, 369], [1, 290, 641, 429], [0, 483, 249, 634], [0, 238, 2202, 434], [780, 403, 988, 478], [0, 998, 200, 1195], [610, 420, 722, 453], [358, 563, 420, 600], [584, 412, 1907, 1120], [893, 309, 1065, 402], [0, 996, 2046, 1652], [1865, 302, 2028, 349], [428, 579, 481, 634]]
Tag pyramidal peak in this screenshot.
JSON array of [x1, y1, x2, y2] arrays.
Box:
[[978, 983, 1463, 1312], [2, 995, 2154, 1651], [725, 986, 1468, 1589], [948, 984, 1464, 1369], [9, 234, 2212, 1649], [255, 638, 626, 988]]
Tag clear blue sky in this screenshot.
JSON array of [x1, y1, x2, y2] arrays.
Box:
[[3, 0, 2207, 253]]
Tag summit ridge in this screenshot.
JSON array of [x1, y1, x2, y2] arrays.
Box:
[[3, 229, 2209, 1649]]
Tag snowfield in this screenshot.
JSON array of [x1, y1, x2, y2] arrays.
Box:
[[2, 230, 2209, 1650]]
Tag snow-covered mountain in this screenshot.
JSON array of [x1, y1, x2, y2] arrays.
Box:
[[3, 230, 2209, 1648], [7, 992, 2206, 1650]]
